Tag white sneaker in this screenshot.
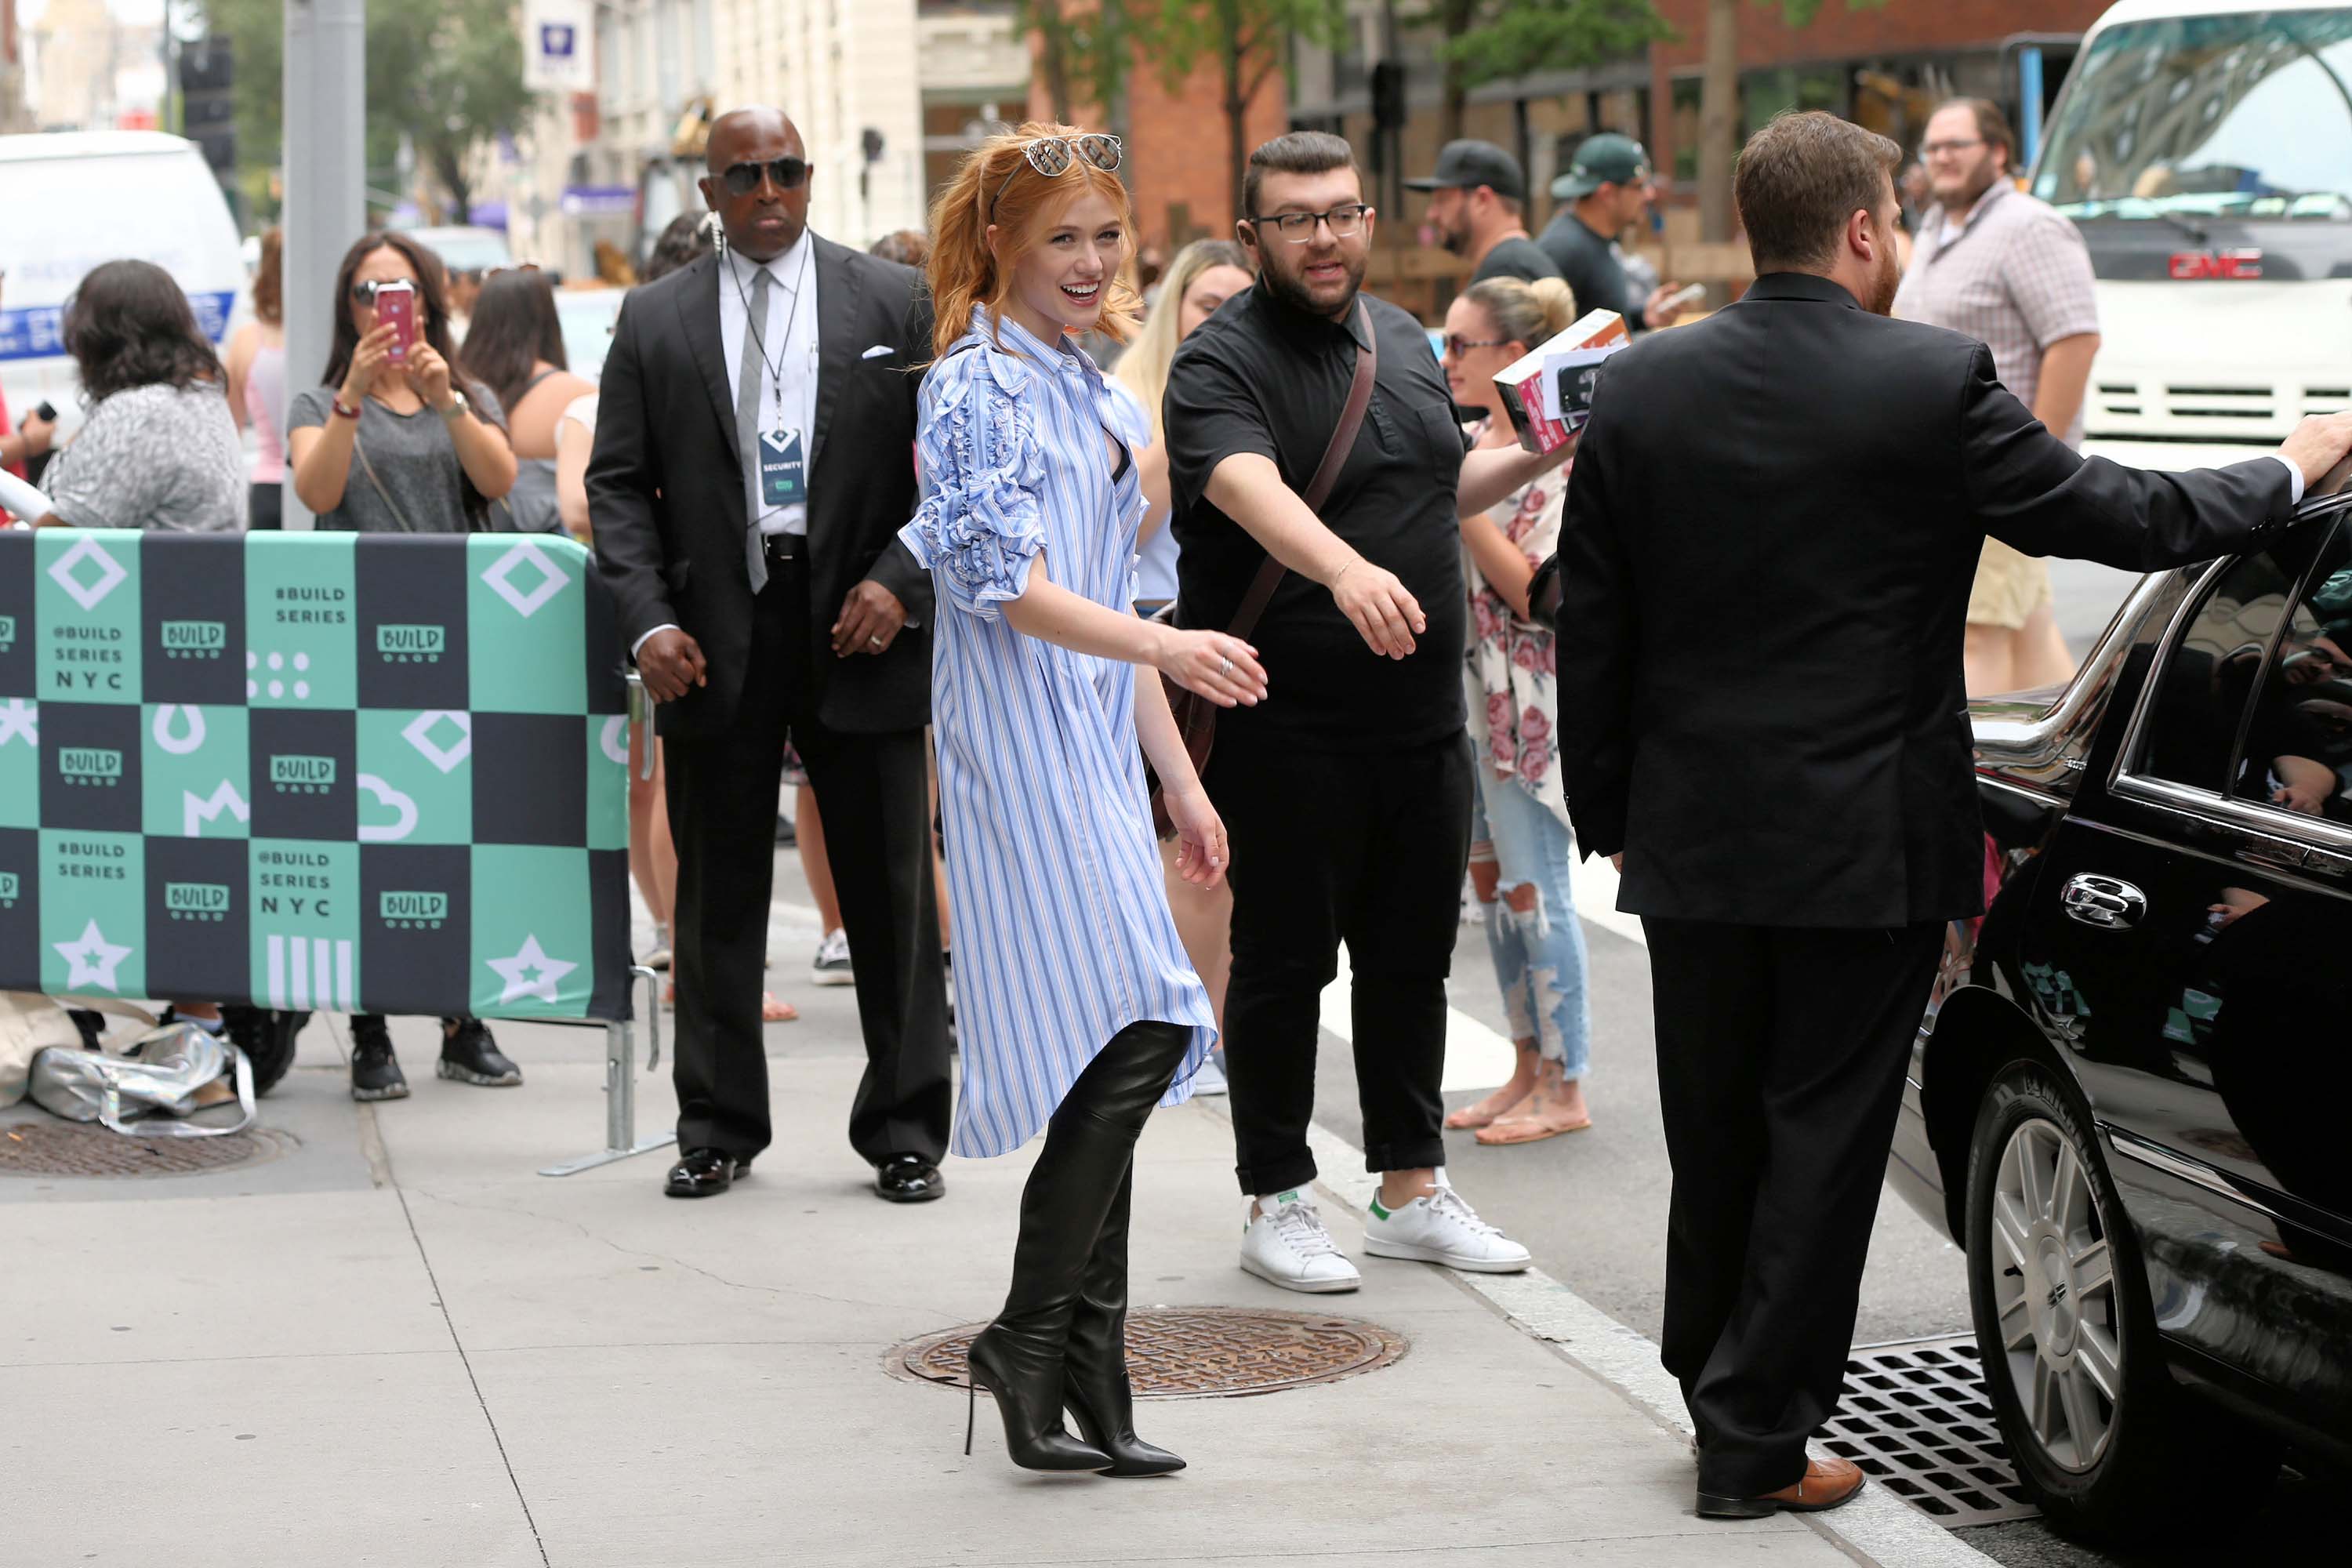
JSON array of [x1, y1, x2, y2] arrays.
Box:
[[1240, 1191, 1360, 1294], [1189, 1051, 1229, 1096], [1363, 1182, 1531, 1274], [810, 928, 854, 987]]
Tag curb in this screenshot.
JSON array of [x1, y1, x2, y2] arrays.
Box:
[[1189, 1095, 1998, 1568]]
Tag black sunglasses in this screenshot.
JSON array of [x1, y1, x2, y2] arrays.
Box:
[[720, 157, 811, 198], [348, 279, 416, 305]]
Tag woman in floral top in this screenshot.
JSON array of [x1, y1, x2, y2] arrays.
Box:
[[1439, 276, 1594, 1144]]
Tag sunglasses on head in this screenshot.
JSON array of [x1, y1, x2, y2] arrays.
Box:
[[720, 156, 811, 198], [992, 134, 1123, 219]]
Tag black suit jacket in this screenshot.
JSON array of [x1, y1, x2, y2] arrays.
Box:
[[1552, 271, 2296, 928], [588, 237, 935, 738]]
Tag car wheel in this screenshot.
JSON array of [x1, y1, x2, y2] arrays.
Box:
[[1963, 1060, 2277, 1541], [220, 1006, 310, 1098]]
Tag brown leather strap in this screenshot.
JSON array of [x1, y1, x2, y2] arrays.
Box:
[[1225, 299, 1378, 641]]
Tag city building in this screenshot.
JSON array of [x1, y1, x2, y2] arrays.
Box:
[[917, 0, 1025, 205], [26, 0, 163, 133]]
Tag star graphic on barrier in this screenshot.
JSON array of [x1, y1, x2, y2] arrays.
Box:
[[488, 935, 577, 1006], [53, 919, 133, 993], [0, 698, 37, 750]]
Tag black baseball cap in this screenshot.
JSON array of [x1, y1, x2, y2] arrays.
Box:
[[1406, 140, 1527, 203]]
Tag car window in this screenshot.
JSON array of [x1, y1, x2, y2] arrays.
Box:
[[2232, 522, 2352, 821], [2134, 525, 2339, 793]]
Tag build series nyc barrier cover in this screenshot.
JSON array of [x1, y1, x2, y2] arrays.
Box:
[[0, 529, 633, 1024]]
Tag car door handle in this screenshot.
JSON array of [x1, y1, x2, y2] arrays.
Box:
[[2062, 873, 2146, 930]]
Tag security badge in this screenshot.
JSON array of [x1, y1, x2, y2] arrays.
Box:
[[758, 428, 806, 507]]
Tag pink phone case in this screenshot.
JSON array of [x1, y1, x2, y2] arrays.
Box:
[[379, 286, 416, 362]]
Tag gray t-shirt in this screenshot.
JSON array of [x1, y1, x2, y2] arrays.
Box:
[[288, 383, 506, 533], [45, 381, 247, 531]]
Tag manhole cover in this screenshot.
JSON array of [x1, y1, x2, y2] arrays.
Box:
[[0, 1121, 299, 1179], [1817, 1337, 2038, 1527], [889, 1307, 1408, 1399]]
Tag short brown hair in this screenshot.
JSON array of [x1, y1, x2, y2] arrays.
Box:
[[1243, 131, 1359, 220], [1938, 97, 2016, 171], [1734, 111, 1900, 274]]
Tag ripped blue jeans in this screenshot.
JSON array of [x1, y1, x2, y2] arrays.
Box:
[[1468, 764, 1592, 1078]]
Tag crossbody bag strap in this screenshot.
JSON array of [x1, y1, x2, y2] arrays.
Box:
[[1225, 299, 1379, 642]]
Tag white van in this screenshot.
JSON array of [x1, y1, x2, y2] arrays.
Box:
[[0, 131, 249, 440], [2031, 0, 2352, 471]]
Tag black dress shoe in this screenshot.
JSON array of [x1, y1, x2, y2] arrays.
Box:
[[875, 1153, 946, 1203], [666, 1148, 750, 1198]]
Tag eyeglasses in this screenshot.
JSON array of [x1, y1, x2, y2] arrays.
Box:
[[992, 134, 1123, 217], [349, 279, 412, 305], [1920, 138, 1986, 158], [720, 156, 811, 198], [1247, 204, 1374, 243], [1442, 334, 1509, 358]]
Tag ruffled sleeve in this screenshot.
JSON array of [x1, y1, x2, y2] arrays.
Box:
[[899, 342, 1048, 620]]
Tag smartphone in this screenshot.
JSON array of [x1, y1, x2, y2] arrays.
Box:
[[1661, 282, 1708, 317], [375, 280, 418, 363]]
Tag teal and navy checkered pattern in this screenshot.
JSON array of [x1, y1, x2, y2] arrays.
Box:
[[0, 530, 631, 1021]]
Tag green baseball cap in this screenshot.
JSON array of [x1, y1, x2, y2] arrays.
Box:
[[1552, 133, 1653, 201]]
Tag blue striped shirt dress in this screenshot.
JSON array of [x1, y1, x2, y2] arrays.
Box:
[[899, 308, 1216, 1159]]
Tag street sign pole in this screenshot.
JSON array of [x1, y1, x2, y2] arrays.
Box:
[[281, 0, 366, 532]]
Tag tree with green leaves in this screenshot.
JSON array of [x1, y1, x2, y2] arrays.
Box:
[[201, 0, 533, 223], [1126, 0, 1352, 224], [1429, 0, 1671, 145], [1697, 0, 1891, 245], [1018, 0, 1137, 125]]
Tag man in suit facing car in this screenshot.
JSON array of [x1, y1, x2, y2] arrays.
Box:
[[1548, 109, 2352, 1520], [589, 106, 953, 1204]]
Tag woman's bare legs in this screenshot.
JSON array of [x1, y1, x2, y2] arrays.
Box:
[[1158, 837, 1232, 1029], [626, 722, 675, 935], [797, 783, 844, 938]]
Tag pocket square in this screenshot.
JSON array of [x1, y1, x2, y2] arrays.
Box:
[[861, 344, 894, 361]]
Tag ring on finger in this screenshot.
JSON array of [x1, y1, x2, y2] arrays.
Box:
[[1219, 656, 1232, 677]]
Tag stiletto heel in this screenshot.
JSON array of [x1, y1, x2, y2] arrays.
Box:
[[965, 1374, 977, 1457], [967, 1326, 1112, 1472]]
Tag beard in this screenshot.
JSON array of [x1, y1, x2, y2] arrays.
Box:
[[1438, 219, 1470, 256], [1257, 245, 1367, 319], [1865, 239, 1903, 316]]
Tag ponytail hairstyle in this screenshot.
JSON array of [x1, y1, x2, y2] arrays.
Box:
[[925, 121, 1145, 361], [1459, 274, 1579, 355]]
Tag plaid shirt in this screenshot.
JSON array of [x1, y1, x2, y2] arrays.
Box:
[[1893, 180, 2100, 447]]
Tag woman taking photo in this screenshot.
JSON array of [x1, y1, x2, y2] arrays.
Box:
[[227, 228, 290, 528], [905, 123, 1264, 1477], [287, 232, 522, 1102], [1109, 240, 1254, 1084], [1436, 275, 1595, 1145], [463, 268, 594, 533]]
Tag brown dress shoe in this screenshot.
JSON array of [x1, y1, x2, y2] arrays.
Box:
[[1696, 1457, 1864, 1519]]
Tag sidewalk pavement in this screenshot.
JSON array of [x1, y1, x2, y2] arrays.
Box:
[[5, 993, 1973, 1568]]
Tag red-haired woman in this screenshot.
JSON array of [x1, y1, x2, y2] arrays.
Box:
[[903, 125, 1265, 1477]]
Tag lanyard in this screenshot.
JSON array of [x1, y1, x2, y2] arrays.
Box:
[[731, 243, 812, 436]]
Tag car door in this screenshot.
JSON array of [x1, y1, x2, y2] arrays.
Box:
[[2016, 514, 2352, 1440]]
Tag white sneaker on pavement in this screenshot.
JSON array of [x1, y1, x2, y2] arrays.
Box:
[[1189, 1051, 1229, 1096], [1240, 1190, 1361, 1294], [810, 927, 854, 987], [1362, 1181, 1532, 1273]]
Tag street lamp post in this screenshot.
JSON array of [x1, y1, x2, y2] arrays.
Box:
[[281, 0, 366, 532]]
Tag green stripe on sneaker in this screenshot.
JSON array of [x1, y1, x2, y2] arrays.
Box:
[[1368, 1196, 1392, 1220]]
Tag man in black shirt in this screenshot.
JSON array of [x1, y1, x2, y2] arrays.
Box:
[[1536, 133, 1681, 333], [1406, 139, 1563, 286], [1167, 130, 1570, 1294]]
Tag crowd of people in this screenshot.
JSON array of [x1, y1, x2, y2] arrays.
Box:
[[19, 88, 2352, 1523]]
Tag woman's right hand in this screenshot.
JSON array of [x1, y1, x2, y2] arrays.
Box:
[[340, 323, 398, 405], [1155, 627, 1267, 709]]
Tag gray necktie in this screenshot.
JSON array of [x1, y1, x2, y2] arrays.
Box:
[[736, 261, 771, 594]]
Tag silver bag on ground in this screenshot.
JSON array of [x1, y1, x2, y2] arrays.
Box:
[[29, 1022, 257, 1138]]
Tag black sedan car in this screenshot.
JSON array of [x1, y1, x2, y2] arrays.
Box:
[[1891, 479, 2352, 1538]]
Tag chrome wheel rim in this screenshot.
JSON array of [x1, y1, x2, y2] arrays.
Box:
[[1991, 1116, 2121, 1472]]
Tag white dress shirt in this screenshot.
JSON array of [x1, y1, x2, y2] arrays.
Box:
[[720, 237, 820, 536]]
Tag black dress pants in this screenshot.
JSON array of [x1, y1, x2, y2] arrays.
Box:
[[1642, 916, 1945, 1498], [661, 552, 952, 1166], [1210, 725, 1473, 1195]]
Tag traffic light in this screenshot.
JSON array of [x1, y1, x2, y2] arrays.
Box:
[[179, 37, 236, 177], [1371, 61, 1407, 133]]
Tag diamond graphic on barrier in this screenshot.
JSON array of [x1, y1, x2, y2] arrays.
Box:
[[46, 536, 129, 612], [0, 698, 35, 750], [481, 539, 572, 619], [54, 918, 133, 992], [401, 710, 473, 775], [488, 935, 578, 1006]]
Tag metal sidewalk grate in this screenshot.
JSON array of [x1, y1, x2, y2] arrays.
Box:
[[1816, 1336, 2040, 1527]]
